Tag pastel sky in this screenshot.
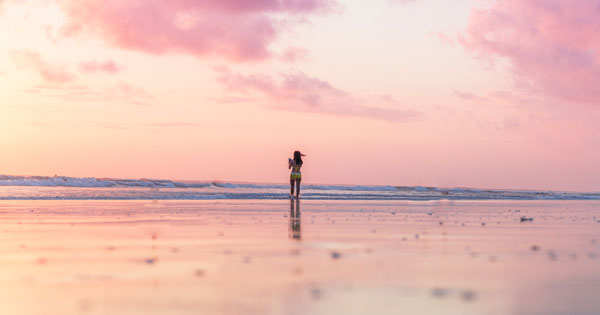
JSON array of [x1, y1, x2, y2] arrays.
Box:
[[1, 0, 600, 191]]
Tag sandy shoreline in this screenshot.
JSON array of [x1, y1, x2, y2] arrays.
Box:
[[1, 200, 599, 315]]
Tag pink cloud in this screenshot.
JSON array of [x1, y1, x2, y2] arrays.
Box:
[[78, 60, 121, 74], [434, 32, 455, 46], [11, 51, 75, 84], [389, 0, 418, 4], [57, 0, 337, 62], [23, 82, 153, 105], [216, 68, 421, 122], [453, 89, 488, 102], [280, 46, 309, 63], [460, 0, 600, 106]]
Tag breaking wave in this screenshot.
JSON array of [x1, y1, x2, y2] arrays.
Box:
[[1, 174, 598, 200]]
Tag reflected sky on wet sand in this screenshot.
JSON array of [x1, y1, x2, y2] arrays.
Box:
[[1, 200, 599, 315]]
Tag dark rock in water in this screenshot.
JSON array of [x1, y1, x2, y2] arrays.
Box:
[[330, 251, 341, 259], [520, 216, 534, 222]]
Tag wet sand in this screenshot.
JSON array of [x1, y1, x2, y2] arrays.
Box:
[[1, 200, 599, 315]]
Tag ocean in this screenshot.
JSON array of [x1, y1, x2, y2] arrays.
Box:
[[1, 174, 598, 200]]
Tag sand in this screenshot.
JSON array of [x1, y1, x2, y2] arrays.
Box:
[[1, 200, 599, 315]]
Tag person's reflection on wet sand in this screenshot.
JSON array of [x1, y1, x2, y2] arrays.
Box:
[[289, 199, 301, 241]]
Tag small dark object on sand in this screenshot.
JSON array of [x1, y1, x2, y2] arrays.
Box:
[[461, 290, 477, 301], [144, 258, 157, 264], [330, 251, 341, 259], [520, 216, 534, 222], [195, 269, 205, 277], [431, 288, 448, 298], [531, 245, 540, 251], [310, 288, 322, 300]]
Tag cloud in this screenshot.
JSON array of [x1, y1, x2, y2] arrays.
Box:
[[11, 50, 75, 84], [453, 89, 488, 102], [459, 0, 600, 106], [434, 32, 455, 46], [141, 122, 204, 128], [215, 67, 421, 122], [23, 82, 153, 105], [88, 121, 204, 130], [280, 46, 309, 63], [78, 60, 121, 74], [389, 0, 418, 4], [56, 0, 338, 62]]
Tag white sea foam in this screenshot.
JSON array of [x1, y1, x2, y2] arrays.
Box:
[[0, 174, 598, 200]]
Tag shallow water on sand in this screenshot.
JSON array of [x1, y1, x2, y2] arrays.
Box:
[[1, 200, 599, 315]]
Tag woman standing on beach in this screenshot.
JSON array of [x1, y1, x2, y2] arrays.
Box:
[[288, 151, 305, 198]]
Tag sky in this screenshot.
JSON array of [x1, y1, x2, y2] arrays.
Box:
[[1, 0, 600, 191]]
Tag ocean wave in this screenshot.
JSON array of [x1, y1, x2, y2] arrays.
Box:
[[1, 174, 599, 200], [0, 175, 211, 189]]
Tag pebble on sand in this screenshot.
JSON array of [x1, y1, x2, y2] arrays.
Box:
[[461, 290, 477, 301], [531, 245, 540, 251], [330, 251, 341, 259], [194, 269, 205, 277], [520, 216, 534, 222], [431, 288, 448, 298], [310, 288, 322, 300], [144, 258, 157, 264]]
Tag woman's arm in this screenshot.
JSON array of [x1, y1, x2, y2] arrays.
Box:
[[288, 158, 293, 169]]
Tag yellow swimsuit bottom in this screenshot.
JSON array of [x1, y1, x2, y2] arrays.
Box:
[[290, 172, 301, 180]]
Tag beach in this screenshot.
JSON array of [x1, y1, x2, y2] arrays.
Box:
[[1, 199, 599, 315]]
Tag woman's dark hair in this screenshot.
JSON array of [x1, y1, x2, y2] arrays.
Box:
[[293, 151, 303, 166]]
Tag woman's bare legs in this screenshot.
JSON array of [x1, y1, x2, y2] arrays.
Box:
[[295, 178, 301, 198], [290, 178, 295, 197]]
